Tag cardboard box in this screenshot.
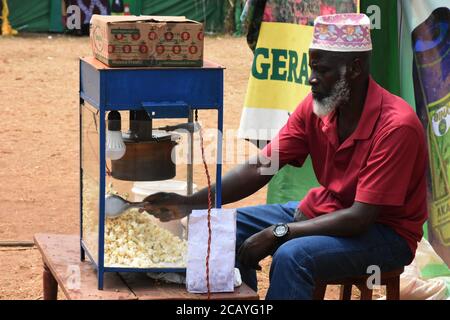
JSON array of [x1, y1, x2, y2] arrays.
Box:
[[90, 15, 204, 67]]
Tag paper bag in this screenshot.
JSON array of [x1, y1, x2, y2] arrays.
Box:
[[186, 208, 237, 293]]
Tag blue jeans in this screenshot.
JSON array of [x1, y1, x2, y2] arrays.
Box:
[[236, 201, 413, 300]]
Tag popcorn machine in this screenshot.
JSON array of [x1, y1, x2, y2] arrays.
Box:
[[79, 57, 224, 289]]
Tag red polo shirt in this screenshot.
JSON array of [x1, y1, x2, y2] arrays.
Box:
[[262, 78, 428, 256]]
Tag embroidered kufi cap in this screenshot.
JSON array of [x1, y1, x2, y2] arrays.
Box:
[[310, 13, 372, 52]]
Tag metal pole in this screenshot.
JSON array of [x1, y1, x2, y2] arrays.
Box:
[[80, 97, 85, 262], [98, 107, 106, 290], [187, 109, 194, 196], [216, 108, 223, 208]]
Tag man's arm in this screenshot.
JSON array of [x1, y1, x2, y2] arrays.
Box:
[[188, 154, 275, 209], [287, 201, 380, 239], [141, 153, 277, 220], [237, 201, 381, 270], [143, 100, 310, 220]]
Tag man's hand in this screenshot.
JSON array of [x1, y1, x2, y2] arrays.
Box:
[[237, 228, 278, 271], [139, 192, 192, 222]]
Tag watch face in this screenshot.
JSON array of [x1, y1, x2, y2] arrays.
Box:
[[274, 224, 288, 237]]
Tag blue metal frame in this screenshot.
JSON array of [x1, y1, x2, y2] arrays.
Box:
[[98, 108, 106, 290], [104, 267, 186, 273], [142, 101, 190, 118], [79, 96, 85, 262], [79, 58, 224, 290]]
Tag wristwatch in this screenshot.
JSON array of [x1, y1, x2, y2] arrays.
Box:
[[272, 223, 290, 240]]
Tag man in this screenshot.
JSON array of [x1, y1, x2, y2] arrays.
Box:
[[142, 14, 428, 300]]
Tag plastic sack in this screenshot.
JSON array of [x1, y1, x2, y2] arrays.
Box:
[[146, 268, 243, 287], [399, 238, 450, 300], [186, 208, 237, 293]]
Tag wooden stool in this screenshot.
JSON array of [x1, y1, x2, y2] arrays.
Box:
[[313, 267, 404, 300]]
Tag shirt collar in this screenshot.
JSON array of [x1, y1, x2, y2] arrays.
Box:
[[351, 77, 383, 141]]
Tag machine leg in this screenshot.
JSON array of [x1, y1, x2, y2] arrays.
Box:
[[98, 269, 104, 290], [80, 244, 85, 261]]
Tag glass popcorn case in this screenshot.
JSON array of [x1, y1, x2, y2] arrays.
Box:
[[79, 57, 224, 289]]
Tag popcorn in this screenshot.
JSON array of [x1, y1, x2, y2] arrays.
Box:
[[82, 181, 186, 269], [104, 208, 187, 268]]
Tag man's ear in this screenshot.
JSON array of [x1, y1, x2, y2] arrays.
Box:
[[348, 58, 363, 80]]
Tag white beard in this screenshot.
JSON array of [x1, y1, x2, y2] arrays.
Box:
[[313, 67, 351, 117]]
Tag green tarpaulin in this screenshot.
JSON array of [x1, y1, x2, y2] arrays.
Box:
[[266, 159, 319, 205], [7, 0, 227, 33], [8, 0, 51, 32], [360, 0, 401, 96], [139, 0, 226, 33]]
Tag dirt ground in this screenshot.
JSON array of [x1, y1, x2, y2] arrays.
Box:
[[0, 34, 382, 300]]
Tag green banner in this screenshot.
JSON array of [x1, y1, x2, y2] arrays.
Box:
[[139, 0, 226, 33], [360, 0, 400, 95], [7, 0, 227, 33], [400, 0, 450, 266]]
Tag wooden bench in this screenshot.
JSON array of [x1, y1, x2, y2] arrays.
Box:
[[34, 233, 259, 300]]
